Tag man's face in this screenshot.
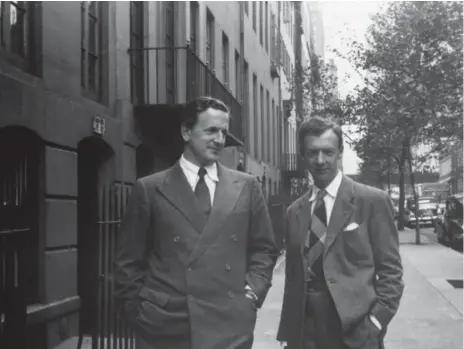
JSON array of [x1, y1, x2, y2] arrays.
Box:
[[182, 107, 229, 166], [302, 129, 342, 188]]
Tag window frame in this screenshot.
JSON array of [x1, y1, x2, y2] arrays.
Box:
[[259, 1, 263, 46], [235, 50, 240, 99], [266, 89, 270, 162], [206, 8, 215, 70], [260, 84, 265, 160], [0, 1, 40, 75], [222, 31, 229, 86], [243, 60, 250, 151], [265, 1, 268, 52], [130, 1, 145, 105], [270, 12, 276, 63], [81, 1, 107, 103], [252, 2, 257, 32], [190, 1, 199, 53], [252, 74, 258, 158]]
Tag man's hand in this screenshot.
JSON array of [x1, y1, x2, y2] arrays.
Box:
[[245, 284, 258, 302], [369, 314, 382, 331]]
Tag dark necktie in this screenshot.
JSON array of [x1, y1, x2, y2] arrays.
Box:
[[305, 189, 327, 280], [195, 167, 211, 216]]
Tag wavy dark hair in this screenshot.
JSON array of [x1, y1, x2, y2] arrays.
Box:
[[298, 116, 344, 155], [180, 96, 230, 129]]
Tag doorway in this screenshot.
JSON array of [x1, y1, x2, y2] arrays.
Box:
[[77, 137, 114, 339]]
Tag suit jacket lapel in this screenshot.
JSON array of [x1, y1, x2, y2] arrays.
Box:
[[296, 191, 311, 254], [157, 162, 205, 233], [324, 176, 356, 255], [188, 164, 245, 264]]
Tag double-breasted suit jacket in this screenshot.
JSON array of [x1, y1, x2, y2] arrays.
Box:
[[114, 161, 277, 349], [277, 176, 404, 349]]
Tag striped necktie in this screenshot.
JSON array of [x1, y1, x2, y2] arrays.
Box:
[[305, 189, 327, 280]]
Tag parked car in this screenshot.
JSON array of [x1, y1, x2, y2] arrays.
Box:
[[390, 197, 411, 225], [408, 200, 438, 227], [434, 194, 463, 249]]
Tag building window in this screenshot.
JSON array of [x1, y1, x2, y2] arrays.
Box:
[[271, 98, 275, 166], [235, 51, 240, 99], [259, 1, 263, 46], [81, 1, 103, 99], [270, 12, 276, 62], [0, 1, 28, 57], [260, 85, 265, 160], [206, 9, 215, 70], [244, 1, 248, 16], [190, 1, 198, 53], [277, 104, 280, 166], [222, 32, 229, 86], [253, 74, 258, 158], [266, 90, 270, 162], [265, 1, 269, 52], [243, 60, 250, 151], [165, 1, 175, 104], [252, 2, 257, 32], [130, 1, 144, 105], [0, 1, 39, 73]]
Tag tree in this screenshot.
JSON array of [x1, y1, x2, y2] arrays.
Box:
[[300, 53, 344, 120], [339, 1, 463, 242]]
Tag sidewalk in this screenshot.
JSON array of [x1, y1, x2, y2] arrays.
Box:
[[253, 229, 463, 349]]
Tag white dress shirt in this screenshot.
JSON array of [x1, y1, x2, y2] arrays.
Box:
[[179, 154, 218, 206], [308, 170, 343, 225]]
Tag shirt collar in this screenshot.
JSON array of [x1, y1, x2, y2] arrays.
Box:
[[180, 154, 219, 182], [309, 171, 343, 202]]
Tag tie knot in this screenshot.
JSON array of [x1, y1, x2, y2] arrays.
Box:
[[316, 189, 327, 201], [198, 167, 207, 179]]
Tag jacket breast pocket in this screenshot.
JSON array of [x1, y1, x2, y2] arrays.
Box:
[[342, 224, 373, 265]]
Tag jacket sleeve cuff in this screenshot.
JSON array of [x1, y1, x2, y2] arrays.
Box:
[[370, 302, 394, 328]]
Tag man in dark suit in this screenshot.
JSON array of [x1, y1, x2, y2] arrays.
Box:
[[277, 117, 404, 349], [114, 96, 278, 349]]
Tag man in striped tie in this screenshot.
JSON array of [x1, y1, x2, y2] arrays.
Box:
[[277, 117, 404, 349]]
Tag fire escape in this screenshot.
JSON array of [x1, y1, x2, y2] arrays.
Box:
[[130, 45, 244, 167]]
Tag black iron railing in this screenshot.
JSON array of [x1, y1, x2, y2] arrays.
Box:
[[77, 184, 135, 349], [0, 228, 28, 349], [129, 46, 244, 143]]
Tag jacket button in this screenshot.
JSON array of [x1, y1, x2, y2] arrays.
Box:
[[231, 234, 238, 242], [187, 267, 192, 273], [225, 263, 231, 271], [228, 291, 234, 298], [187, 295, 193, 301], [173, 236, 180, 242]]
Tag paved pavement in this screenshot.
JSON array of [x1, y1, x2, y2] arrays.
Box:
[[253, 228, 463, 349]]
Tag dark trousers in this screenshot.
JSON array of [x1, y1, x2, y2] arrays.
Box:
[[302, 280, 382, 349], [303, 280, 346, 349]]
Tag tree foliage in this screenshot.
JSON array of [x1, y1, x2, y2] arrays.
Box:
[[343, 1, 462, 148], [337, 1, 463, 234], [300, 53, 344, 120]]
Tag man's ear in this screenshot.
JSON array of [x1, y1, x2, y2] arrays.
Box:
[[181, 123, 191, 142]]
